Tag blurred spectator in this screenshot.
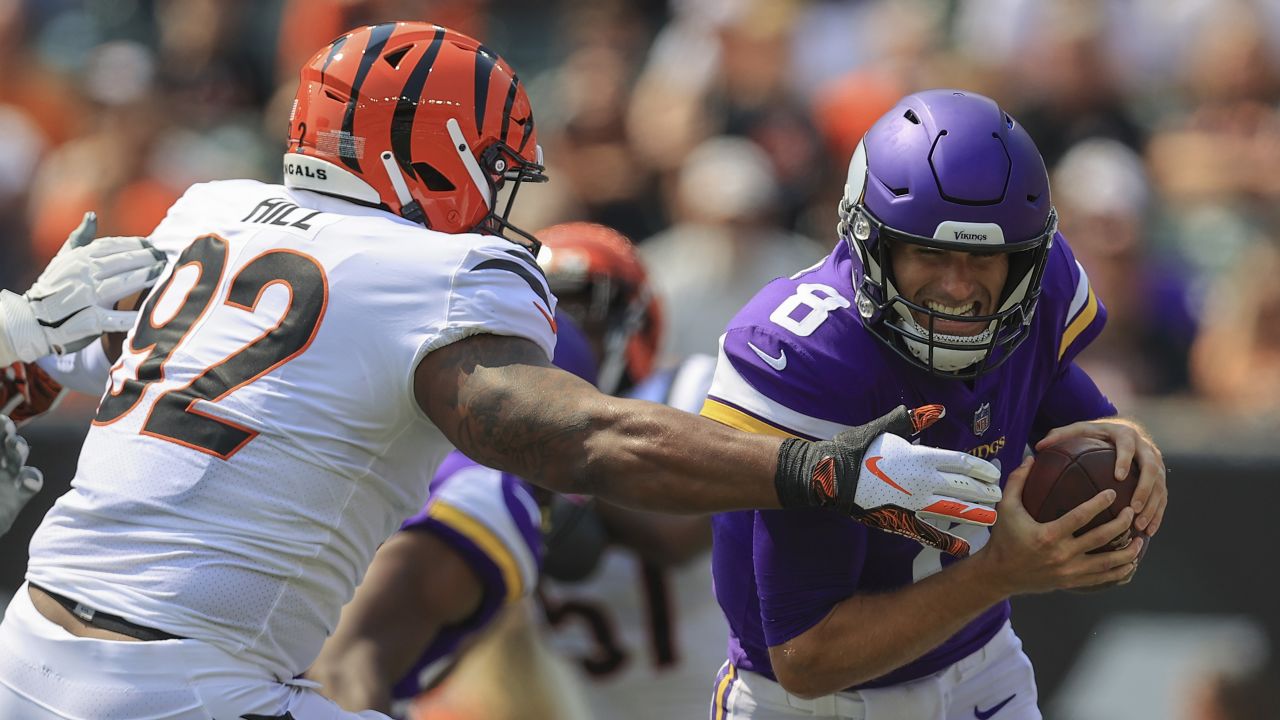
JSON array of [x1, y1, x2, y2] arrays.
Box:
[[24, 40, 183, 265], [0, 0, 85, 148], [1190, 237, 1280, 416], [1146, 1, 1280, 205], [640, 135, 824, 362], [629, 0, 823, 228], [1052, 138, 1199, 403], [277, 0, 490, 83], [531, 1, 666, 242], [999, 1, 1146, 167], [1144, 0, 1280, 288]]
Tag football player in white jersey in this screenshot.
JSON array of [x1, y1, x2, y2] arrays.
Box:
[[0, 22, 1004, 720], [535, 222, 730, 720], [0, 212, 166, 536]]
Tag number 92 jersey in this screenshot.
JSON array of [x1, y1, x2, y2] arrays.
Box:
[[25, 180, 557, 680], [702, 235, 1115, 690]]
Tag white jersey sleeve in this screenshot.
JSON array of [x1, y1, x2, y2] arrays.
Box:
[[410, 241, 557, 373]]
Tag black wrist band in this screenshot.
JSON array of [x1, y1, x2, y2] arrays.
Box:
[[775, 438, 817, 508]]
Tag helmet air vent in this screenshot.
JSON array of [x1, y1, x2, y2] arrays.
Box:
[[383, 46, 412, 69], [904, 109, 921, 124]]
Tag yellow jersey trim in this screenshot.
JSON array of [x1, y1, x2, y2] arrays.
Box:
[[427, 501, 523, 602], [1059, 286, 1098, 360], [700, 398, 802, 439]]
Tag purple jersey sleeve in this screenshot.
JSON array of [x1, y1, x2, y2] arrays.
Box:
[[1044, 232, 1109, 367], [391, 451, 543, 701]]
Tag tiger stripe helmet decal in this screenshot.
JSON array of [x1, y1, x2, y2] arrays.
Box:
[[285, 22, 546, 247]]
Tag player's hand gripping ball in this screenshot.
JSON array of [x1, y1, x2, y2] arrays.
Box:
[[1022, 436, 1150, 589]]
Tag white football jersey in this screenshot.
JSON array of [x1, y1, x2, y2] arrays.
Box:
[[25, 180, 556, 680], [539, 354, 729, 719]]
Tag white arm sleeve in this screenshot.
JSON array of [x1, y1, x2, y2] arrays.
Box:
[[36, 342, 112, 396]]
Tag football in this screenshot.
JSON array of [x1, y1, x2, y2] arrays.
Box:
[[1021, 436, 1140, 553]]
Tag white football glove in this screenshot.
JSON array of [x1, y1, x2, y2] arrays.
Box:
[[776, 405, 1002, 557], [853, 431, 1001, 556], [0, 414, 42, 537], [0, 212, 167, 364]]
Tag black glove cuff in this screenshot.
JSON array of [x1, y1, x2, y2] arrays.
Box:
[[774, 438, 819, 509], [773, 405, 919, 512]]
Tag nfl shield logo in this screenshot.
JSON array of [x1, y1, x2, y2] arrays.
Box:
[[973, 402, 991, 436]]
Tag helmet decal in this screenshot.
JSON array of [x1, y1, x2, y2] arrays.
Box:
[[338, 22, 398, 173]]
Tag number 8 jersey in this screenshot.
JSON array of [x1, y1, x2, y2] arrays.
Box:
[[25, 180, 558, 681]]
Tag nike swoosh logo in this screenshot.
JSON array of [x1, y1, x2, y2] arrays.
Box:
[[974, 693, 1016, 719], [747, 342, 786, 370], [864, 456, 912, 495], [36, 306, 90, 329]]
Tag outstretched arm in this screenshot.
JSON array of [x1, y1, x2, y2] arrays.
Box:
[[415, 333, 1003, 559], [415, 332, 781, 514]]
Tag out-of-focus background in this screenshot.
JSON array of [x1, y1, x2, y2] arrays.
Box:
[[0, 1, 1277, 718]]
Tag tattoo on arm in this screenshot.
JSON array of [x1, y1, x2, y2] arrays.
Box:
[[415, 333, 599, 492]]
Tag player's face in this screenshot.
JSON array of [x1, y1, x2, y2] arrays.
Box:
[[888, 242, 1009, 336]]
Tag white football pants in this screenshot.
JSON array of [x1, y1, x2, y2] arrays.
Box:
[[0, 582, 391, 720]]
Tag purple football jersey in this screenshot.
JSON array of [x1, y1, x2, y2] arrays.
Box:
[[389, 451, 543, 702], [702, 234, 1114, 690]]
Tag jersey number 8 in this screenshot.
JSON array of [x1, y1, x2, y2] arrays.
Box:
[[769, 283, 850, 337]]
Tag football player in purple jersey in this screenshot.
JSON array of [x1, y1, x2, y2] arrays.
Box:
[[702, 89, 1167, 719]]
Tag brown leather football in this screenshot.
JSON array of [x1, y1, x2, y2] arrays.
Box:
[[1021, 436, 1140, 553]]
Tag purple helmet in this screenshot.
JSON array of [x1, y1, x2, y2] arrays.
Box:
[[838, 89, 1057, 377]]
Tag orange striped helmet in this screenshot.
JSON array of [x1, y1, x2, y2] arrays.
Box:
[[284, 22, 546, 247], [536, 222, 663, 394]]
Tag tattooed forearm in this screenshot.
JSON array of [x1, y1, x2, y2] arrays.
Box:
[[414, 333, 783, 512], [416, 333, 599, 490]]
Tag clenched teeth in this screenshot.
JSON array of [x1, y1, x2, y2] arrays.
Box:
[[926, 300, 977, 316]]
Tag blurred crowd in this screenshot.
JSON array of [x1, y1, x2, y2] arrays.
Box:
[[2, 0, 1280, 419]]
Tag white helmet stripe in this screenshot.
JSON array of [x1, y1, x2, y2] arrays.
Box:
[[379, 151, 416, 208], [447, 117, 492, 210]]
